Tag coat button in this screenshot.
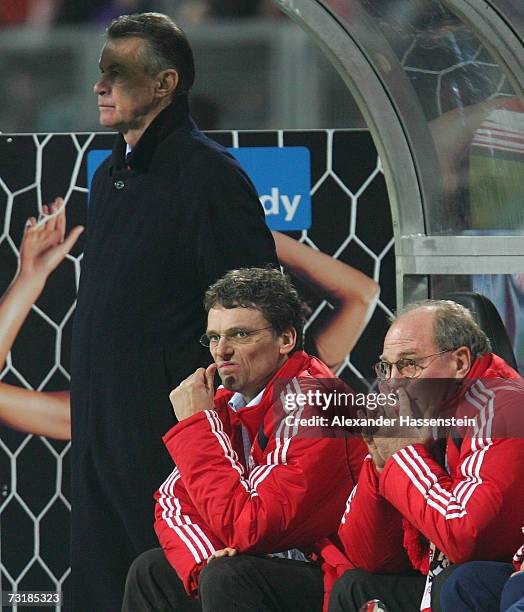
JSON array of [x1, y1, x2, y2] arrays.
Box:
[[114, 180, 125, 190]]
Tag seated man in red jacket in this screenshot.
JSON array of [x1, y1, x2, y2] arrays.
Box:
[[329, 300, 524, 612], [122, 267, 366, 612]]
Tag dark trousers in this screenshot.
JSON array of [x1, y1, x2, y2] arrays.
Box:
[[439, 561, 523, 612], [328, 569, 425, 612], [328, 566, 453, 612], [70, 448, 171, 612], [504, 573, 524, 612], [122, 548, 324, 612]]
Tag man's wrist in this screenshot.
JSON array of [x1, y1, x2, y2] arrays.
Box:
[[174, 404, 212, 421]]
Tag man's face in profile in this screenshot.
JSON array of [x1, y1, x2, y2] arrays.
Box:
[[93, 36, 160, 134]]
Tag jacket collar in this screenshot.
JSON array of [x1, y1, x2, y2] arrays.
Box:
[[109, 94, 194, 173], [214, 351, 314, 409], [214, 351, 332, 440], [467, 351, 520, 379]]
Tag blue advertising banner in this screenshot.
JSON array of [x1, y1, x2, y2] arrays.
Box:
[[230, 147, 311, 230], [87, 149, 111, 188], [87, 146, 311, 231]]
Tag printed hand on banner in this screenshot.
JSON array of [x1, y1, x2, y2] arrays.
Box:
[[360, 383, 435, 472], [169, 364, 216, 421], [20, 197, 84, 284]]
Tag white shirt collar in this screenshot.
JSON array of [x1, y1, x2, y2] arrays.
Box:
[[228, 387, 265, 411]]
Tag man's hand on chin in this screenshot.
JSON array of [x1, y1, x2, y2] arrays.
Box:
[[364, 386, 434, 472], [169, 363, 217, 421]]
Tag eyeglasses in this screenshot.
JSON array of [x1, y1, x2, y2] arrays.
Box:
[[373, 350, 452, 380], [199, 326, 274, 348]]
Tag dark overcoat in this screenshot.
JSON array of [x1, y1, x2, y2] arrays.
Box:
[[70, 95, 277, 611]]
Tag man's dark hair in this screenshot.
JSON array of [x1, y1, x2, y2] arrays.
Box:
[[397, 299, 492, 360], [107, 12, 195, 95], [204, 267, 304, 350]]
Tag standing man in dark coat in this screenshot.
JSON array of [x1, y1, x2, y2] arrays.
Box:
[[70, 13, 277, 612]]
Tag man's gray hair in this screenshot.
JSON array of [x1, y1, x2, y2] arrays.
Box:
[[107, 13, 195, 95], [396, 299, 492, 360]]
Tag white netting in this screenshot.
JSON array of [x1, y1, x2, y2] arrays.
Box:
[[0, 128, 393, 609]]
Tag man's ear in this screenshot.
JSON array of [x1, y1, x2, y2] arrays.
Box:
[[279, 327, 297, 355], [452, 346, 471, 378], [156, 69, 179, 99]]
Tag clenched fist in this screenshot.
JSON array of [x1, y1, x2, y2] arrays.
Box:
[[169, 363, 217, 421]]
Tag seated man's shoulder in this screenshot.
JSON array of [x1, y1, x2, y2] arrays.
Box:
[[456, 375, 524, 443]]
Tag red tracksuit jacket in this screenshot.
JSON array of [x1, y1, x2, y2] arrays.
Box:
[[334, 353, 524, 609], [155, 351, 366, 599]]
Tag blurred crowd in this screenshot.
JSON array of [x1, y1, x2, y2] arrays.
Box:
[[0, 0, 289, 133], [0, 0, 283, 27]]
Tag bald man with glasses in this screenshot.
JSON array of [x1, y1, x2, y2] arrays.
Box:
[[328, 300, 524, 612]]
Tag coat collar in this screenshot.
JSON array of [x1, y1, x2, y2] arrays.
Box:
[[109, 94, 194, 173]]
